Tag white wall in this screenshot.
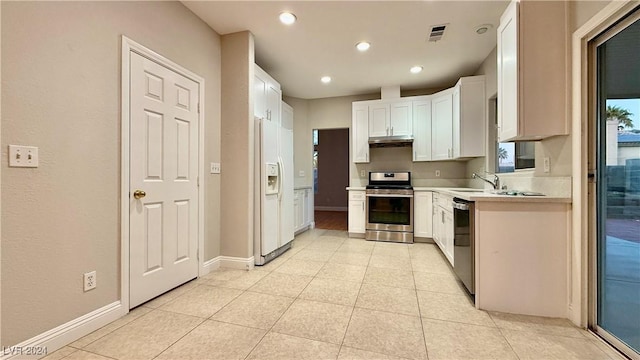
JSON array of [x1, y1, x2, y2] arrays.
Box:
[[1, 1, 221, 346]]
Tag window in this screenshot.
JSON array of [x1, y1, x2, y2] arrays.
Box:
[[492, 97, 536, 173], [497, 142, 535, 173]]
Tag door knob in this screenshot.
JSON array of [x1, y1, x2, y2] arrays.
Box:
[[133, 190, 146, 199]]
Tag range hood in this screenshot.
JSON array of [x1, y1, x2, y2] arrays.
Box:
[[368, 135, 414, 148]]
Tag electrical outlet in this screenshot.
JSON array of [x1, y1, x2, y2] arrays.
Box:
[[543, 157, 550, 173], [299, 170, 305, 177], [84, 271, 96, 292], [210, 162, 221, 174], [9, 145, 39, 167], [435, 170, 441, 177], [360, 170, 365, 177]]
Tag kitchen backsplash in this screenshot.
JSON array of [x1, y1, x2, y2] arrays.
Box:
[[350, 146, 572, 197], [350, 147, 469, 187]]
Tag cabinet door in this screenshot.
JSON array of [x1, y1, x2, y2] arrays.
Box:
[[293, 191, 302, 231], [431, 92, 453, 160], [390, 101, 413, 136], [266, 81, 281, 124], [452, 85, 461, 158], [302, 189, 310, 227], [369, 103, 390, 137], [444, 211, 454, 266], [352, 104, 370, 163], [254, 74, 267, 120], [413, 100, 432, 161], [414, 192, 433, 238], [348, 200, 365, 233], [497, 0, 519, 142]]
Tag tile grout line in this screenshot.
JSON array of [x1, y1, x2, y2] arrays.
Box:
[[409, 246, 431, 360], [336, 239, 371, 358]]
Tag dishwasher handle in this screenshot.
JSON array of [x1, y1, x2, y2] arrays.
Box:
[[452, 198, 471, 211]]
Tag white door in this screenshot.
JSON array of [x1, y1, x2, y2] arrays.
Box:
[[129, 52, 199, 308]]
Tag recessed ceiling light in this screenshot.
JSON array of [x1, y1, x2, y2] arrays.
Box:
[[410, 66, 423, 74], [279, 12, 297, 25], [321, 76, 332, 84], [356, 42, 371, 52], [475, 24, 492, 35]]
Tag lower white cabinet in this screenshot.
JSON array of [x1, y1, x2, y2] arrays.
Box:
[[294, 188, 313, 233], [432, 192, 454, 266], [348, 190, 366, 235], [413, 191, 433, 238]]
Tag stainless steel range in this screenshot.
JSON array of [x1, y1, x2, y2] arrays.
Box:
[[365, 171, 414, 243]]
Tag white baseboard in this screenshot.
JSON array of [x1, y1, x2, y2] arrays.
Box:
[[208, 256, 255, 271], [314, 206, 347, 212], [1, 301, 125, 360], [201, 257, 221, 276]]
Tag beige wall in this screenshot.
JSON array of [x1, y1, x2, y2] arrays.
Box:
[[1, 1, 221, 346], [220, 31, 254, 258]]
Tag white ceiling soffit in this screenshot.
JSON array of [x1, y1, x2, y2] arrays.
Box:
[[182, 1, 509, 100]]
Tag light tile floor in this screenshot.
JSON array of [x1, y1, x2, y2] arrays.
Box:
[[45, 229, 625, 360]]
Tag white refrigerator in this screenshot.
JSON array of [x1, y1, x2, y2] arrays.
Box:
[[254, 115, 294, 265]]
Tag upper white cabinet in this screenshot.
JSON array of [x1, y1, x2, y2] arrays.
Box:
[[368, 103, 390, 137], [389, 101, 413, 136], [352, 104, 370, 163], [497, 0, 568, 142], [254, 64, 281, 123], [368, 101, 413, 137], [412, 98, 432, 161], [453, 76, 486, 158], [431, 89, 454, 160]]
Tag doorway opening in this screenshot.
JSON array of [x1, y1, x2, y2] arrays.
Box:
[[313, 128, 349, 231]]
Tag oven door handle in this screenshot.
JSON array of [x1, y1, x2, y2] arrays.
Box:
[[365, 194, 413, 198]]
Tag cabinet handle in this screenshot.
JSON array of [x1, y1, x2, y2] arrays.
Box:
[[362, 202, 364, 211], [391, 126, 394, 135], [441, 210, 444, 223]]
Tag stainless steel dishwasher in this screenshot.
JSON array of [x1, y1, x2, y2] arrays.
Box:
[[453, 198, 475, 296]]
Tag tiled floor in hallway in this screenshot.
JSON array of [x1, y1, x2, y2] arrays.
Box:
[[46, 229, 624, 360]]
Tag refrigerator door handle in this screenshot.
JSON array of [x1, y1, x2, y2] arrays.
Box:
[[278, 156, 284, 200]]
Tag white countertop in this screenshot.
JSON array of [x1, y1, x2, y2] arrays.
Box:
[[414, 187, 571, 203], [346, 187, 365, 191], [294, 186, 313, 190]]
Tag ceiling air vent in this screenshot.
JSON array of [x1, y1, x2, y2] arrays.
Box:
[[428, 24, 448, 42]]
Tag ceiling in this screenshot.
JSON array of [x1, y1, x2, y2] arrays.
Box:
[[182, 1, 510, 100]]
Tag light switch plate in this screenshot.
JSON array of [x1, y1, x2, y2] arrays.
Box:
[[9, 145, 39, 167], [543, 157, 550, 173], [211, 162, 221, 174]]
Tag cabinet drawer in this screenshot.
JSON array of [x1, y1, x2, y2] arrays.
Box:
[[349, 191, 365, 201], [434, 193, 453, 208]]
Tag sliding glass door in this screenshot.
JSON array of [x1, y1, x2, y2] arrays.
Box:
[[592, 9, 640, 359]]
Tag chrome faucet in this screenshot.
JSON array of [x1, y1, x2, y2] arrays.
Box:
[[472, 173, 500, 190]]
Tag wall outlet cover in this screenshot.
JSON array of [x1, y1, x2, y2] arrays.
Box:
[[84, 271, 96, 292], [211, 162, 221, 174], [435, 170, 441, 177], [299, 170, 305, 177]]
